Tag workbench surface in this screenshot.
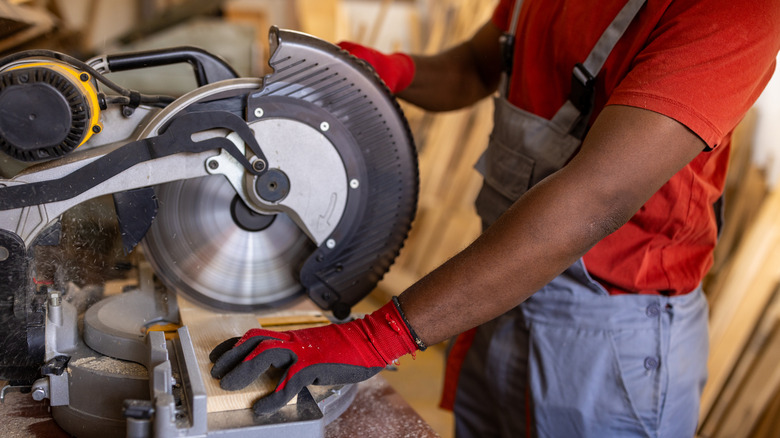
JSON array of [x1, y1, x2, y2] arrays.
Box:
[[0, 375, 439, 438]]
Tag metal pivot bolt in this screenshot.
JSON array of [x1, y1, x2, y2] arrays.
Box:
[[207, 160, 219, 170], [256, 169, 290, 202], [254, 108, 264, 118], [31, 379, 49, 401], [252, 159, 266, 172], [320, 122, 330, 131], [326, 239, 336, 249], [0, 245, 8, 262], [31, 388, 46, 401], [349, 179, 359, 189], [48, 291, 63, 325]]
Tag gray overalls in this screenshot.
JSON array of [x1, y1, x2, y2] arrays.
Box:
[[452, 1, 710, 436]]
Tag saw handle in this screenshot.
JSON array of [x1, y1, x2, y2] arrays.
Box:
[[105, 46, 239, 86]]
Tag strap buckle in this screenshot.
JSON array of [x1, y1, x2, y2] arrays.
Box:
[[499, 33, 515, 77], [570, 63, 595, 114]]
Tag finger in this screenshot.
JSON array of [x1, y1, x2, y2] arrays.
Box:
[[209, 337, 240, 363], [252, 364, 384, 414], [252, 387, 300, 415], [305, 363, 383, 386], [252, 367, 314, 415], [219, 349, 296, 391], [210, 336, 264, 379]]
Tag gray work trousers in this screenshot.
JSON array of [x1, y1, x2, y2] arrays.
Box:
[[452, 259, 709, 438]]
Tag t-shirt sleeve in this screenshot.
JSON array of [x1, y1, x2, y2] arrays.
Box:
[[607, 0, 780, 148]]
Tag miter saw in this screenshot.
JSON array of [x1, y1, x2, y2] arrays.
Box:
[[0, 27, 418, 437]]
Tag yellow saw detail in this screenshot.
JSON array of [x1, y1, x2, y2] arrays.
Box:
[[9, 61, 102, 149]]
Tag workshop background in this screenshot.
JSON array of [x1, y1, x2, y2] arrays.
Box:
[[1, 0, 779, 437]]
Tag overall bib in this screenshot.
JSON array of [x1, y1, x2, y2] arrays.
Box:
[[451, 1, 710, 437]]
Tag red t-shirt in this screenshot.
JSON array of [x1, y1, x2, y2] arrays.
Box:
[[492, 0, 780, 295]]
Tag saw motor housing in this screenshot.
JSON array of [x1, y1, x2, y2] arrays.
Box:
[[0, 59, 102, 161]]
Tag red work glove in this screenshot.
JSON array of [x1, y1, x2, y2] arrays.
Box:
[[209, 300, 421, 414], [338, 41, 416, 94]]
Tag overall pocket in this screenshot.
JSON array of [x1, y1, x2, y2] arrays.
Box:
[[482, 133, 536, 201], [474, 97, 584, 227], [526, 321, 661, 438]]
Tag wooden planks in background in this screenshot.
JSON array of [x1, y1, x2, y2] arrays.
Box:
[[373, 0, 497, 297], [698, 110, 780, 437], [0, 0, 56, 52]]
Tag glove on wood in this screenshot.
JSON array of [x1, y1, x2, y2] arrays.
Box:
[[210, 301, 419, 414]]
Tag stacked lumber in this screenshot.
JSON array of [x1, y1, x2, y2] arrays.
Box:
[[697, 111, 780, 437], [0, 0, 56, 53], [371, 0, 498, 297], [224, 0, 345, 75]]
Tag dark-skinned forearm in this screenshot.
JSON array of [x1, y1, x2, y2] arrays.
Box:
[[397, 105, 707, 346], [397, 166, 616, 346], [396, 22, 503, 111]]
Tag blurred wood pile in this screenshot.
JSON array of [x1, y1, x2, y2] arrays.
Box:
[[0, 0, 226, 56], [697, 109, 780, 438], [362, 0, 497, 298], [0, 0, 56, 52]]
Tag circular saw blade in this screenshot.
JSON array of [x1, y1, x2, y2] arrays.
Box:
[[142, 174, 313, 311]]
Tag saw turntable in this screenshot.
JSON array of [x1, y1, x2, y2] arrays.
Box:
[[0, 27, 418, 437]]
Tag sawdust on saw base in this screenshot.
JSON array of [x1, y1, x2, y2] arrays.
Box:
[[70, 356, 148, 377]]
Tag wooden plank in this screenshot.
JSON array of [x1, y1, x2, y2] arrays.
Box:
[[701, 243, 780, 424], [256, 312, 331, 327], [750, 385, 780, 438], [177, 296, 286, 413], [708, 164, 768, 286], [223, 1, 270, 75], [698, 284, 780, 437], [295, 0, 340, 42], [700, 189, 780, 421], [365, 0, 392, 47], [0, 1, 55, 52], [707, 320, 780, 437], [707, 187, 780, 350]]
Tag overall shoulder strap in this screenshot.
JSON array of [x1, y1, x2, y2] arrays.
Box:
[[553, 0, 647, 134], [498, 0, 525, 97], [569, 0, 647, 114]]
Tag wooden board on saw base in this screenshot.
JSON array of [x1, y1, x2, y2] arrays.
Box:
[[177, 295, 331, 413], [177, 296, 282, 413]]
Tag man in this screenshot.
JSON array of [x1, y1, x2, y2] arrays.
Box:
[[210, 0, 780, 436]]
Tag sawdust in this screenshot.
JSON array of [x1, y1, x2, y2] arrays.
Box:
[[325, 376, 439, 438], [70, 356, 148, 377], [0, 391, 69, 437]]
